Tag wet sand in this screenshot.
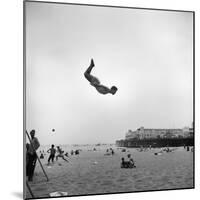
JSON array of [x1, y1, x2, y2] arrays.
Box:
[[26, 146, 194, 198]]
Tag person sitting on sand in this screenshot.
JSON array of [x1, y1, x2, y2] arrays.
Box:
[[47, 144, 56, 164], [84, 59, 118, 95], [127, 154, 136, 168], [75, 150, 79, 155], [65, 152, 68, 157], [56, 146, 69, 162], [121, 155, 136, 168], [121, 157, 129, 168], [40, 153, 44, 159]]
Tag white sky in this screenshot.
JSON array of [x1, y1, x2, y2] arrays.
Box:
[[26, 2, 193, 145]]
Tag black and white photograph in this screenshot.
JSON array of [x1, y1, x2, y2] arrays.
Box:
[[24, 1, 194, 199]]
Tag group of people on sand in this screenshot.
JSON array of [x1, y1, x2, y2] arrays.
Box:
[[26, 129, 71, 182], [104, 148, 115, 156], [46, 146, 81, 164], [121, 154, 136, 168], [25, 130, 79, 182], [39, 145, 82, 164], [47, 145, 69, 164]]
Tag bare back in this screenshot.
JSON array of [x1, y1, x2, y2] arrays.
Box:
[[90, 76, 100, 86]]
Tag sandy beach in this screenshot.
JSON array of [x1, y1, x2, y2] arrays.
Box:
[[26, 145, 194, 198]]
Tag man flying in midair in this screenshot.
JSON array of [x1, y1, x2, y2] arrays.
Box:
[[84, 59, 118, 95]]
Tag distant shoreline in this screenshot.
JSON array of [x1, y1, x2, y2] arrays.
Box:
[[116, 137, 194, 148]]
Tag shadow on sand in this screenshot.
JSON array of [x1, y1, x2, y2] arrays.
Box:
[[11, 192, 23, 199]]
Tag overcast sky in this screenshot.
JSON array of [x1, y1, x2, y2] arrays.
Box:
[[26, 2, 193, 145]]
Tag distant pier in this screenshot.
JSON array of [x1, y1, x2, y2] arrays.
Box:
[[116, 137, 194, 148]]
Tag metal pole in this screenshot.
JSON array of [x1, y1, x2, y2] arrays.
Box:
[[26, 181, 35, 198], [26, 131, 49, 181]]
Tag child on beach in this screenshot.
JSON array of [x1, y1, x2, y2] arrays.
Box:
[[56, 146, 69, 162], [47, 144, 56, 164], [121, 158, 129, 168], [65, 152, 68, 157], [84, 59, 118, 95], [40, 153, 44, 159], [127, 154, 136, 168]]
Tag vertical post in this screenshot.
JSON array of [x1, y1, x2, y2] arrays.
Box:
[[26, 131, 49, 181]]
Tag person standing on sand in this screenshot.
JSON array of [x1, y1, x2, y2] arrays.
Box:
[[84, 59, 118, 95], [47, 144, 56, 164], [26, 129, 40, 181], [56, 146, 69, 162]]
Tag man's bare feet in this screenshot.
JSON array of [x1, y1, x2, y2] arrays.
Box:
[[90, 59, 95, 67]]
